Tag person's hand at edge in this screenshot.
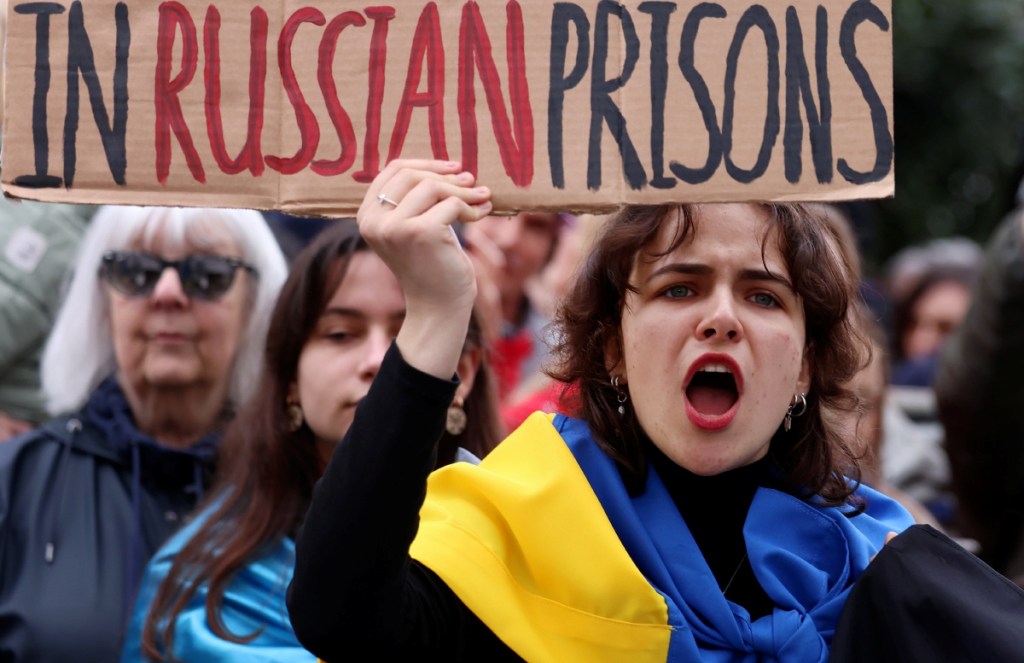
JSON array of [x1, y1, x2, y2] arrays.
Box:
[[0, 411, 31, 442]]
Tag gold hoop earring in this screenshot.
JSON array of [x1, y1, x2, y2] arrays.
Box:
[[287, 400, 304, 432], [446, 396, 467, 436]]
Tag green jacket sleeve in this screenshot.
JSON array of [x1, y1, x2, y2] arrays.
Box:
[[0, 201, 91, 422]]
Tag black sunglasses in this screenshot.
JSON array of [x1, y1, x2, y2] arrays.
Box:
[[99, 251, 257, 301]]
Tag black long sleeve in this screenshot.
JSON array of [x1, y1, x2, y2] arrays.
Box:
[[287, 343, 518, 660]]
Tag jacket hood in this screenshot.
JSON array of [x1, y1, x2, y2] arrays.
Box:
[[81, 376, 220, 488], [43, 376, 223, 620]]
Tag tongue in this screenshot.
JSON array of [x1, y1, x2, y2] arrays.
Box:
[[687, 385, 736, 416]]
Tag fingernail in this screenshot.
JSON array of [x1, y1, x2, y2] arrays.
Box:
[[475, 186, 489, 194]]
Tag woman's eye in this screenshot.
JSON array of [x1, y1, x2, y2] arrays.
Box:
[[326, 331, 353, 342], [663, 284, 694, 299], [749, 292, 780, 308]]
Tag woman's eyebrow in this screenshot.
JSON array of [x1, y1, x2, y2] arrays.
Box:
[[320, 308, 407, 321], [643, 264, 795, 292], [643, 263, 711, 284], [319, 308, 365, 320], [739, 268, 795, 292]]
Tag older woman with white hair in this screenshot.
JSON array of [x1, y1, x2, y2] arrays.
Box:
[[0, 206, 287, 662]]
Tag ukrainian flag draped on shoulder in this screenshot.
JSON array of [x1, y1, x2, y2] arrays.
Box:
[[410, 413, 914, 662]]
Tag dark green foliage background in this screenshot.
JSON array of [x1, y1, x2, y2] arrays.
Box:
[[866, 0, 1024, 271]]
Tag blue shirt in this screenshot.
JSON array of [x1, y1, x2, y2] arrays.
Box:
[[121, 505, 315, 662]]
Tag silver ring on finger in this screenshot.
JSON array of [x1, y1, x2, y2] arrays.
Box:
[[377, 193, 399, 207]]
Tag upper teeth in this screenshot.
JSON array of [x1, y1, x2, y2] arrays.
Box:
[[699, 363, 732, 374]]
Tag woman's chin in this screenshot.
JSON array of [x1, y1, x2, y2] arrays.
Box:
[[670, 448, 764, 477], [683, 459, 739, 477], [139, 364, 206, 392]]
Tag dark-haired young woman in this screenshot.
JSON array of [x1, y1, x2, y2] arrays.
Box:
[[287, 160, 914, 661], [121, 219, 501, 661]]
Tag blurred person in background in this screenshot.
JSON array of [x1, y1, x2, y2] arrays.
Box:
[[0, 207, 287, 662], [885, 238, 981, 387], [831, 310, 944, 530], [0, 200, 94, 440], [820, 205, 953, 525], [122, 220, 502, 661], [937, 202, 1024, 584], [500, 214, 606, 431], [464, 212, 563, 403], [877, 238, 982, 524], [885, 237, 983, 307], [0, 0, 96, 440]]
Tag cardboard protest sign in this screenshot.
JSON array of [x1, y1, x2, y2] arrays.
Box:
[[1, 0, 892, 215]]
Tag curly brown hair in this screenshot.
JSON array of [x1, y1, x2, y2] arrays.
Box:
[[547, 203, 866, 505]]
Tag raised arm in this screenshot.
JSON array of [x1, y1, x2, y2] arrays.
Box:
[[287, 161, 493, 658], [359, 159, 491, 378]]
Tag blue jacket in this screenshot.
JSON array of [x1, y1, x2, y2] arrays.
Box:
[[122, 504, 315, 662], [0, 386, 215, 662]]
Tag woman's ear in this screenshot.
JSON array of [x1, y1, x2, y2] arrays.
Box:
[[797, 349, 812, 396], [455, 345, 483, 400], [604, 333, 625, 379]]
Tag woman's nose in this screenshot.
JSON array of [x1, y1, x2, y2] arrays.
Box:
[[150, 267, 188, 305], [695, 291, 742, 341], [358, 328, 391, 378], [492, 217, 524, 250]]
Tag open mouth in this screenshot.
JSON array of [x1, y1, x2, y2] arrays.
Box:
[[685, 365, 739, 416]]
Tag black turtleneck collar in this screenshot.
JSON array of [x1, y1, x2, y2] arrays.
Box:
[[647, 444, 776, 619]]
